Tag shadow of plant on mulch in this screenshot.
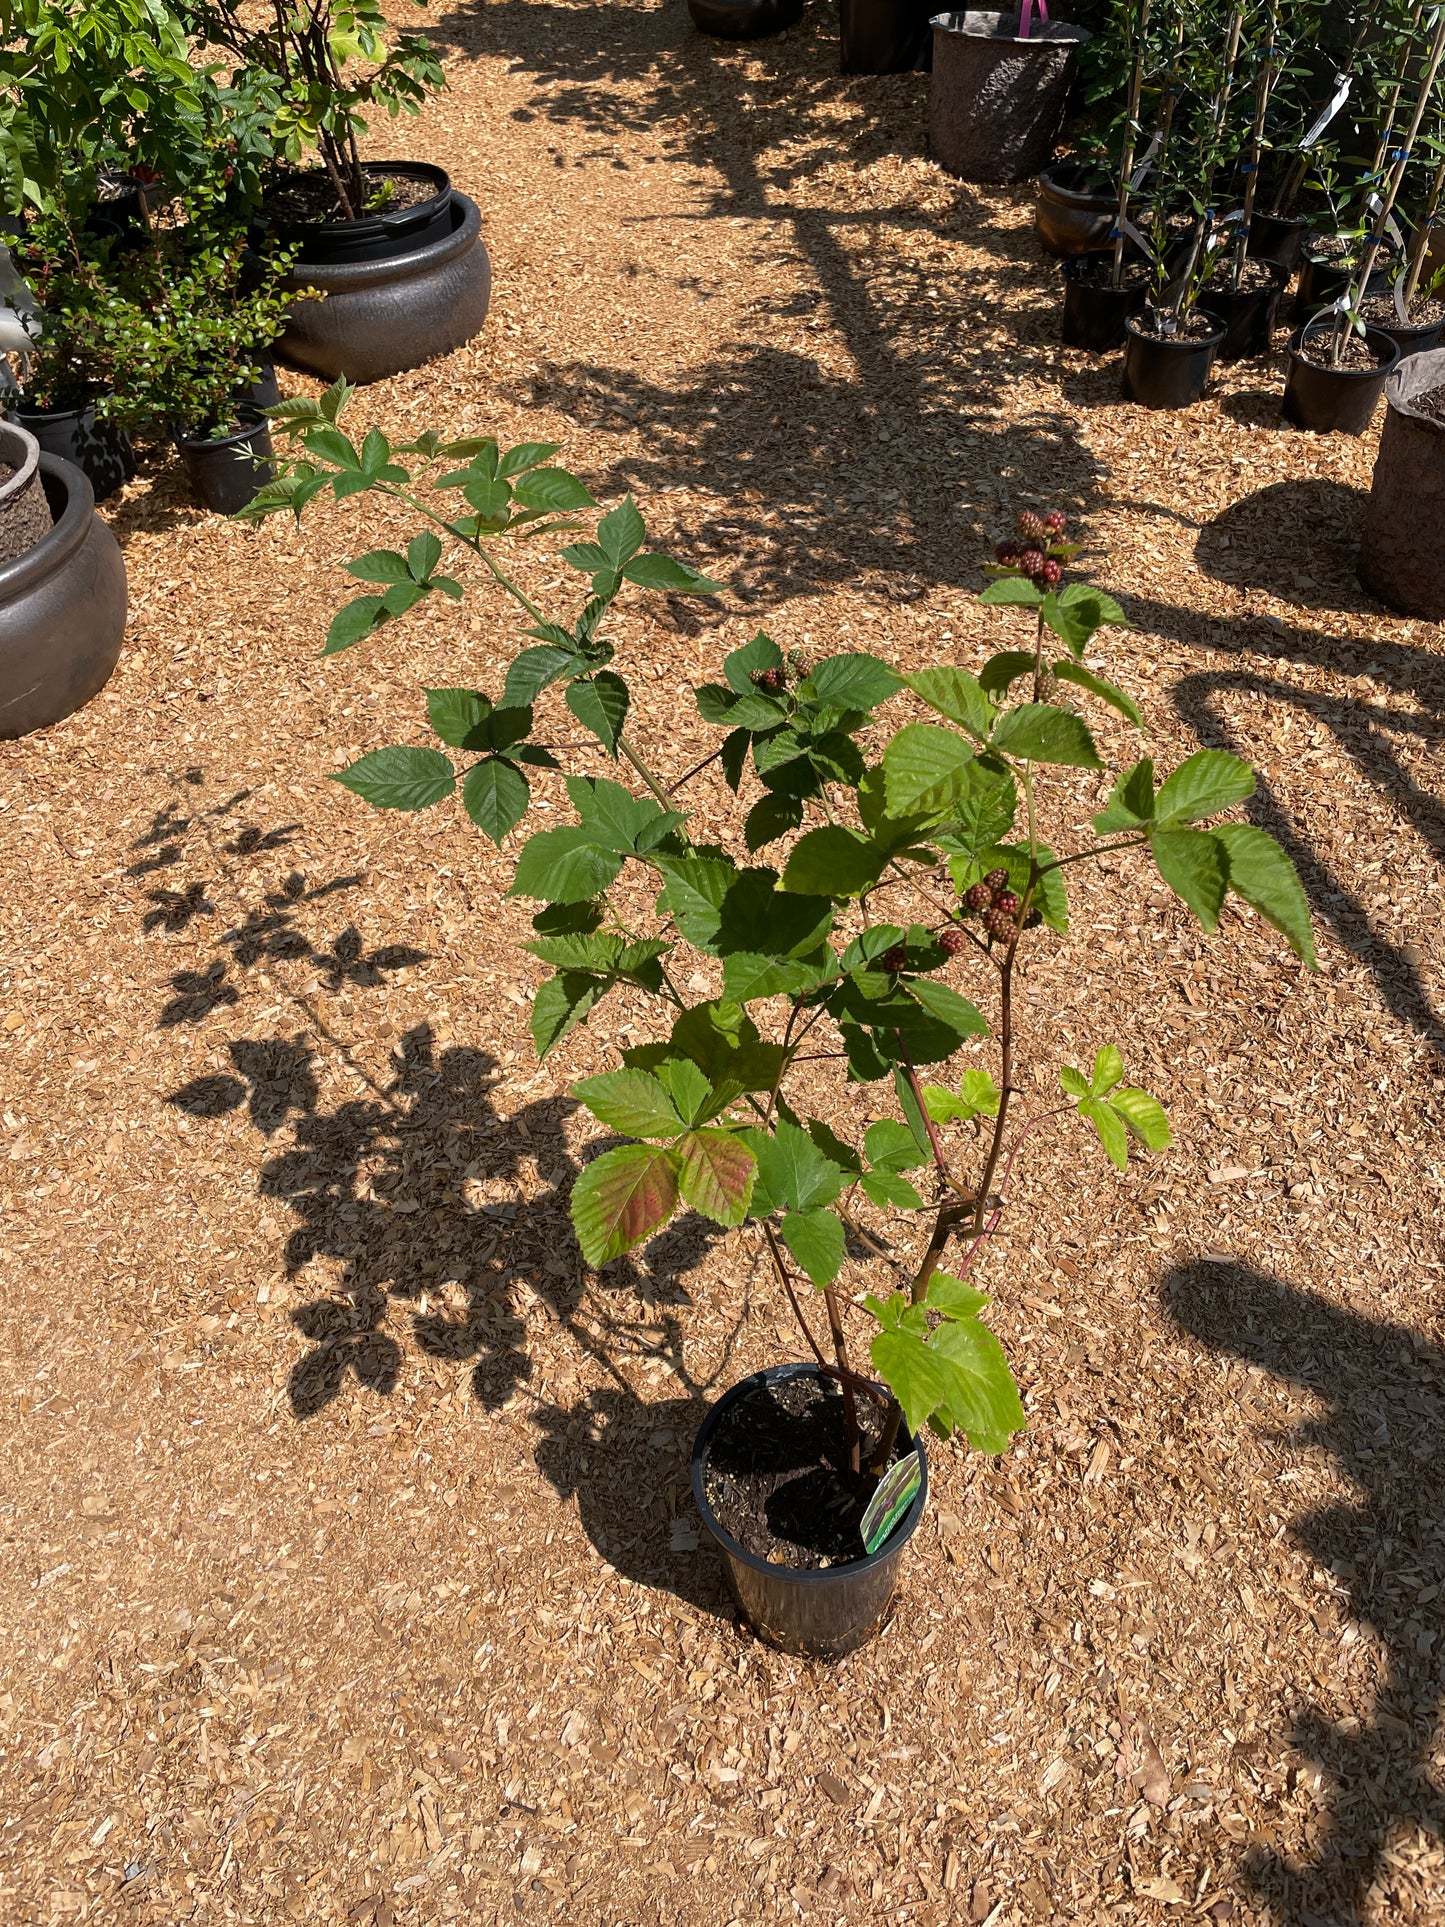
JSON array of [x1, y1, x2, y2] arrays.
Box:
[[1166, 1258, 1445, 1927]]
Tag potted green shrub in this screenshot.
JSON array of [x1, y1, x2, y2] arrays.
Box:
[[180, 0, 488, 382], [238, 387, 1316, 1656]]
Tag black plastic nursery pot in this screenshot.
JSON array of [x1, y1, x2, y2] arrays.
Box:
[[1362, 311, 1445, 362], [1292, 246, 1392, 323], [1035, 160, 1116, 257], [1061, 252, 1145, 351], [1283, 324, 1401, 437], [0, 453, 127, 739], [11, 400, 134, 503], [688, 0, 803, 36], [690, 1364, 928, 1661], [253, 160, 454, 267], [175, 417, 275, 516], [1247, 207, 1308, 273], [928, 12, 1092, 185], [840, 0, 934, 74], [1360, 346, 1445, 617], [1209, 261, 1288, 362], [1121, 311, 1226, 409], [274, 187, 492, 384]]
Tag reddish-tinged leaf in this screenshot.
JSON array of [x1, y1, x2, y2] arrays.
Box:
[[676, 1129, 756, 1227], [570, 1145, 680, 1265]]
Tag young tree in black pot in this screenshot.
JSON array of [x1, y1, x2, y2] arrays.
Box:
[[237, 389, 1316, 1657]]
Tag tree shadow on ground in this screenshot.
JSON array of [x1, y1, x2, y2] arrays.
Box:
[[1166, 1260, 1445, 1926], [427, 0, 1104, 599], [1194, 479, 1373, 618]]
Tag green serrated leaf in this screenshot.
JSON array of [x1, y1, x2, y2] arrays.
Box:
[[512, 468, 597, 514], [1150, 827, 1228, 931], [904, 979, 989, 1039], [870, 1327, 950, 1434], [571, 1144, 680, 1265], [1090, 1044, 1124, 1098], [860, 1169, 924, 1210], [882, 723, 976, 816], [324, 594, 388, 654], [343, 548, 409, 585], [979, 577, 1045, 609], [977, 650, 1038, 698], [780, 1207, 847, 1288], [991, 703, 1102, 769], [929, 1317, 1025, 1450], [1155, 750, 1256, 825], [596, 496, 647, 566], [1110, 1086, 1172, 1151], [509, 827, 626, 904], [676, 1129, 757, 1226], [461, 758, 529, 843], [565, 673, 630, 757], [1215, 824, 1316, 967], [406, 531, 442, 582], [1078, 1096, 1129, 1171], [780, 827, 884, 898], [530, 970, 606, 1058], [622, 552, 723, 594], [1059, 1064, 1089, 1098], [902, 666, 994, 740], [1051, 660, 1143, 728], [330, 746, 454, 812], [1094, 756, 1157, 834], [425, 687, 491, 749], [924, 1270, 991, 1319], [572, 1069, 685, 1139]]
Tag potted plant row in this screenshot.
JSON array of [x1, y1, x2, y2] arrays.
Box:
[[234, 385, 1316, 1656]]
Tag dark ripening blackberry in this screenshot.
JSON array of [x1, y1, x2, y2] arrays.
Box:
[[995, 538, 1024, 563], [750, 666, 786, 691], [983, 867, 1009, 893], [1024, 908, 1043, 928], [1019, 548, 1046, 580], [879, 944, 909, 973], [962, 880, 992, 914], [1042, 559, 1063, 588], [983, 908, 1014, 943], [1016, 510, 1048, 544], [938, 926, 968, 956], [995, 890, 1020, 917]]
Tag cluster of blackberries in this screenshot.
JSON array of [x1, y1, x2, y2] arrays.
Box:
[[994, 509, 1068, 590], [958, 866, 1036, 943], [750, 666, 787, 692]]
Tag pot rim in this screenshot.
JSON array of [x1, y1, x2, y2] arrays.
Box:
[[1288, 322, 1402, 379], [255, 158, 451, 242], [1383, 344, 1445, 424], [0, 418, 41, 500], [1063, 251, 1149, 291], [930, 10, 1091, 44], [11, 397, 107, 426], [690, 1362, 928, 1586], [1039, 160, 1114, 205], [172, 413, 271, 454], [281, 189, 482, 288], [0, 453, 94, 601], [1125, 309, 1228, 350]]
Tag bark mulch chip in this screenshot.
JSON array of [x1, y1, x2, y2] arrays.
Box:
[[2, 5, 1444, 1924]]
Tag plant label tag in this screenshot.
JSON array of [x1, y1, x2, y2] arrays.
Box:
[[860, 1450, 922, 1554]]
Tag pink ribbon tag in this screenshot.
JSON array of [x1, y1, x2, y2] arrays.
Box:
[[1019, 0, 1049, 35]]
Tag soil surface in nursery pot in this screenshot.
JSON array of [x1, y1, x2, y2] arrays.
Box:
[[1216, 258, 1279, 296], [259, 166, 439, 226], [1068, 253, 1150, 294], [701, 1375, 905, 1568], [1296, 332, 1390, 373], [1359, 294, 1445, 332], [1131, 311, 1221, 344]]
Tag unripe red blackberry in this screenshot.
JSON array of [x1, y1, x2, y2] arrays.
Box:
[[1019, 548, 1046, 580], [1042, 559, 1063, 588], [750, 666, 786, 691], [995, 889, 1020, 916], [963, 880, 992, 914], [984, 908, 1014, 943], [983, 867, 1009, 893], [1016, 510, 1048, 543], [1044, 510, 1067, 536], [879, 944, 909, 973], [938, 925, 967, 956]]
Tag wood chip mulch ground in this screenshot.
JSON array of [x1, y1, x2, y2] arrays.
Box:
[[2, 5, 1443, 1924]]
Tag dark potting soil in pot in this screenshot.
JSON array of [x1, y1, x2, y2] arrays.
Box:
[[1216, 257, 1280, 296], [1296, 331, 1390, 373], [1132, 310, 1221, 344], [1405, 381, 1445, 423], [1067, 252, 1150, 296], [259, 166, 439, 226], [1359, 294, 1445, 331], [700, 1374, 907, 1570]]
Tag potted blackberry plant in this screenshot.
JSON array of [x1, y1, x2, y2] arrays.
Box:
[[240, 389, 1317, 1657]]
